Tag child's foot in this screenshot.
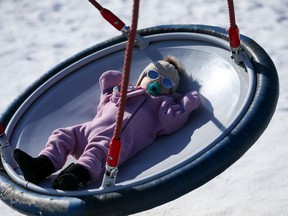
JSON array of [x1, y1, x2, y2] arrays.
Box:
[[13, 149, 54, 184], [52, 163, 90, 190]]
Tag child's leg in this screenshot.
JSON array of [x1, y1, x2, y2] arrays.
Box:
[[14, 149, 54, 184], [14, 123, 89, 185], [52, 163, 90, 190], [40, 123, 90, 171], [52, 141, 108, 190]]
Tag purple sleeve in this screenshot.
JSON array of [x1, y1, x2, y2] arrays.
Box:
[[158, 91, 201, 135], [99, 70, 122, 93], [97, 70, 122, 111]]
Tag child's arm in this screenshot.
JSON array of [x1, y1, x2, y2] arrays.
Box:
[[99, 70, 122, 93], [159, 91, 200, 135], [97, 70, 122, 111]]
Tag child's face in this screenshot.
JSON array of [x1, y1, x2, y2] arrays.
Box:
[[138, 70, 174, 95]]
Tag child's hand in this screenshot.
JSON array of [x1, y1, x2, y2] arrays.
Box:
[[183, 91, 201, 111]]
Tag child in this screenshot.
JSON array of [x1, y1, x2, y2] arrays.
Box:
[[14, 56, 200, 190]]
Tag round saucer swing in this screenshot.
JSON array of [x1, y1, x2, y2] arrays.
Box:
[[0, 0, 279, 215]]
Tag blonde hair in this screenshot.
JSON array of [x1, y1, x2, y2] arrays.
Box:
[[163, 56, 182, 73]]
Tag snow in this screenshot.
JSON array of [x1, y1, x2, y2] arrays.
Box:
[[0, 0, 287, 215]]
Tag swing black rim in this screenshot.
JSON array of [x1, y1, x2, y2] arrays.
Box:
[[0, 24, 279, 216]]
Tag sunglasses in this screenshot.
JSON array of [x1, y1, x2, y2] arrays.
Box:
[[146, 70, 175, 89]]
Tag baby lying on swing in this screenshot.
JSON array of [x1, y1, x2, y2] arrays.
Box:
[[14, 56, 200, 190]]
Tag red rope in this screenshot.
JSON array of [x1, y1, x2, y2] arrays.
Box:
[[113, 0, 139, 139], [0, 123, 4, 134], [88, 0, 126, 31], [227, 0, 237, 28], [227, 0, 240, 49], [107, 0, 140, 167], [88, 0, 103, 11]]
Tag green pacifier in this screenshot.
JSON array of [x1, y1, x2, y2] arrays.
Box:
[[147, 82, 161, 95]]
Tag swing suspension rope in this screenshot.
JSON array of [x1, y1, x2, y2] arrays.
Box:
[[227, 0, 241, 63], [88, 0, 129, 34], [227, 0, 237, 29], [88, 0, 140, 187], [109, 0, 140, 165]]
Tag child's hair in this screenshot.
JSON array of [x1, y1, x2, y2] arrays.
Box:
[[163, 56, 184, 74]]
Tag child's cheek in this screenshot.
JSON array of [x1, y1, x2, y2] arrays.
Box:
[[139, 77, 152, 89]]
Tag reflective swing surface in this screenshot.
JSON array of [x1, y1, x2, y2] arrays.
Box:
[[0, 25, 278, 215]]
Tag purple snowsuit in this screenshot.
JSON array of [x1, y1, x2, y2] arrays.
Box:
[[40, 70, 200, 182]]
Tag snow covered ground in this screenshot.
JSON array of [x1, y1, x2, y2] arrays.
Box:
[[0, 0, 287, 215]]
